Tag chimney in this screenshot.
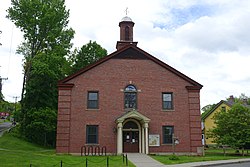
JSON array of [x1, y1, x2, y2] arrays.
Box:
[[228, 95, 234, 104], [242, 98, 248, 105]]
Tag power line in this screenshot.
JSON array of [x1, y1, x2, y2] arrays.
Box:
[[7, 26, 15, 77], [12, 96, 20, 103]]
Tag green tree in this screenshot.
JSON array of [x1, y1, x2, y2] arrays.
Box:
[[12, 102, 21, 122], [21, 52, 70, 110], [0, 100, 14, 113], [201, 104, 216, 118], [23, 108, 57, 146], [70, 40, 107, 73], [208, 103, 250, 153], [226, 93, 250, 105], [7, 0, 74, 146], [7, 0, 74, 101]]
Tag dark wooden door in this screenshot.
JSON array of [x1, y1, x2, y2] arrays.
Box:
[[123, 131, 139, 152]]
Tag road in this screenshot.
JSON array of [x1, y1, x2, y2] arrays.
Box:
[[0, 122, 12, 137], [215, 162, 250, 167]]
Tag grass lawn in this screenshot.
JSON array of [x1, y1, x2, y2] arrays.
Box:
[[0, 133, 135, 167], [2, 131, 250, 166], [151, 150, 250, 165]]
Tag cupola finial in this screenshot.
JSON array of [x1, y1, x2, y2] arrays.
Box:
[[125, 7, 129, 16]]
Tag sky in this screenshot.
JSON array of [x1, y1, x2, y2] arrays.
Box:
[[1, 0, 250, 109]]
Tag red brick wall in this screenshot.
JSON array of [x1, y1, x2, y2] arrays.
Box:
[[57, 58, 201, 154], [57, 88, 72, 153], [119, 21, 134, 41], [188, 91, 202, 154]]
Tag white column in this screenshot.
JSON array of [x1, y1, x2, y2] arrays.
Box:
[[145, 123, 149, 154], [117, 122, 123, 154], [139, 126, 142, 153], [141, 126, 145, 153]]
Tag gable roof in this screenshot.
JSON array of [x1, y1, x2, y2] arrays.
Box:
[[201, 100, 233, 121], [59, 44, 203, 89], [116, 110, 150, 124]]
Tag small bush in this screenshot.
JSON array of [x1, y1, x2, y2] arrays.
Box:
[[8, 124, 22, 138], [169, 155, 180, 160]]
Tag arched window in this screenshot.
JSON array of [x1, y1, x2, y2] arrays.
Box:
[[123, 121, 138, 129], [124, 85, 137, 109], [125, 26, 129, 40]]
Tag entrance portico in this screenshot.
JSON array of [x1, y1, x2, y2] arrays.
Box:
[[116, 110, 150, 154]]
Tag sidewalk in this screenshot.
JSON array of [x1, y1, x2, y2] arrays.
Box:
[[127, 153, 250, 167], [0, 122, 13, 137], [127, 153, 165, 167], [165, 158, 250, 167]]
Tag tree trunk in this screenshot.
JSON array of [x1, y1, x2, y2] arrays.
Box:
[[21, 73, 26, 101]]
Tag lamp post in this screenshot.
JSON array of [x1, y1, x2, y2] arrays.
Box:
[[172, 134, 179, 155]]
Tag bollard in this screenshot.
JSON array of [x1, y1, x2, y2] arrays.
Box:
[[86, 158, 88, 167], [107, 156, 109, 167], [126, 154, 128, 166], [60, 160, 63, 167]]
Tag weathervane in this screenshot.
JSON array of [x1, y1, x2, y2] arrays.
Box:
[[125, 7, 129, 16]]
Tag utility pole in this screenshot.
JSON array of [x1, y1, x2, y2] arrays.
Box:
[[0, 66, 8, 101], [12, 96, 20, 123], [12, 96, 20, 112]]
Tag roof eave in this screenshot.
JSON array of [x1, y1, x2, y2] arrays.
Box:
[[202, 100, 232, 120]]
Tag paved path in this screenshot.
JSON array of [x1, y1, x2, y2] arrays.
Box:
[[0, 122, 12, 137], [127, 153, 250, 167], [167, 158, 250, 167], [127, 153, 165, 167]]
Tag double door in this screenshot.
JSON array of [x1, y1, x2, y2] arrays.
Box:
[[123, 131, 139, 153]]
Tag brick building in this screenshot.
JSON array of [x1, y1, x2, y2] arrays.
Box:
[[56, 16, 203, 155]]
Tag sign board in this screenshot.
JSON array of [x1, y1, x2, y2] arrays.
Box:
[[0, 112, 10, 117], [149, 134, 160, 146]]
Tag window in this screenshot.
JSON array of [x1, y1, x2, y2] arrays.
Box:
[[124, 85, 137, 109], [221, 106, 226, 111], [87, 91, 99, 109], [162, 93, 173, 110], [123, 121, 138, 129], [86, 125, 98, 144], [162, 126, 174, 144], [125, 26, 129, 40]]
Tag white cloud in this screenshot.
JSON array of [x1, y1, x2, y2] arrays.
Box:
[[1, 0, 250, 109]]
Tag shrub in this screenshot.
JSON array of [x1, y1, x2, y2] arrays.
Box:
[[169, 155, 180, 160]]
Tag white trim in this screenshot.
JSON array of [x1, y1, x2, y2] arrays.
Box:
[[116, 110, 150, 154], [142, 126, 145, 153], [117, 123, 123, 154]]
